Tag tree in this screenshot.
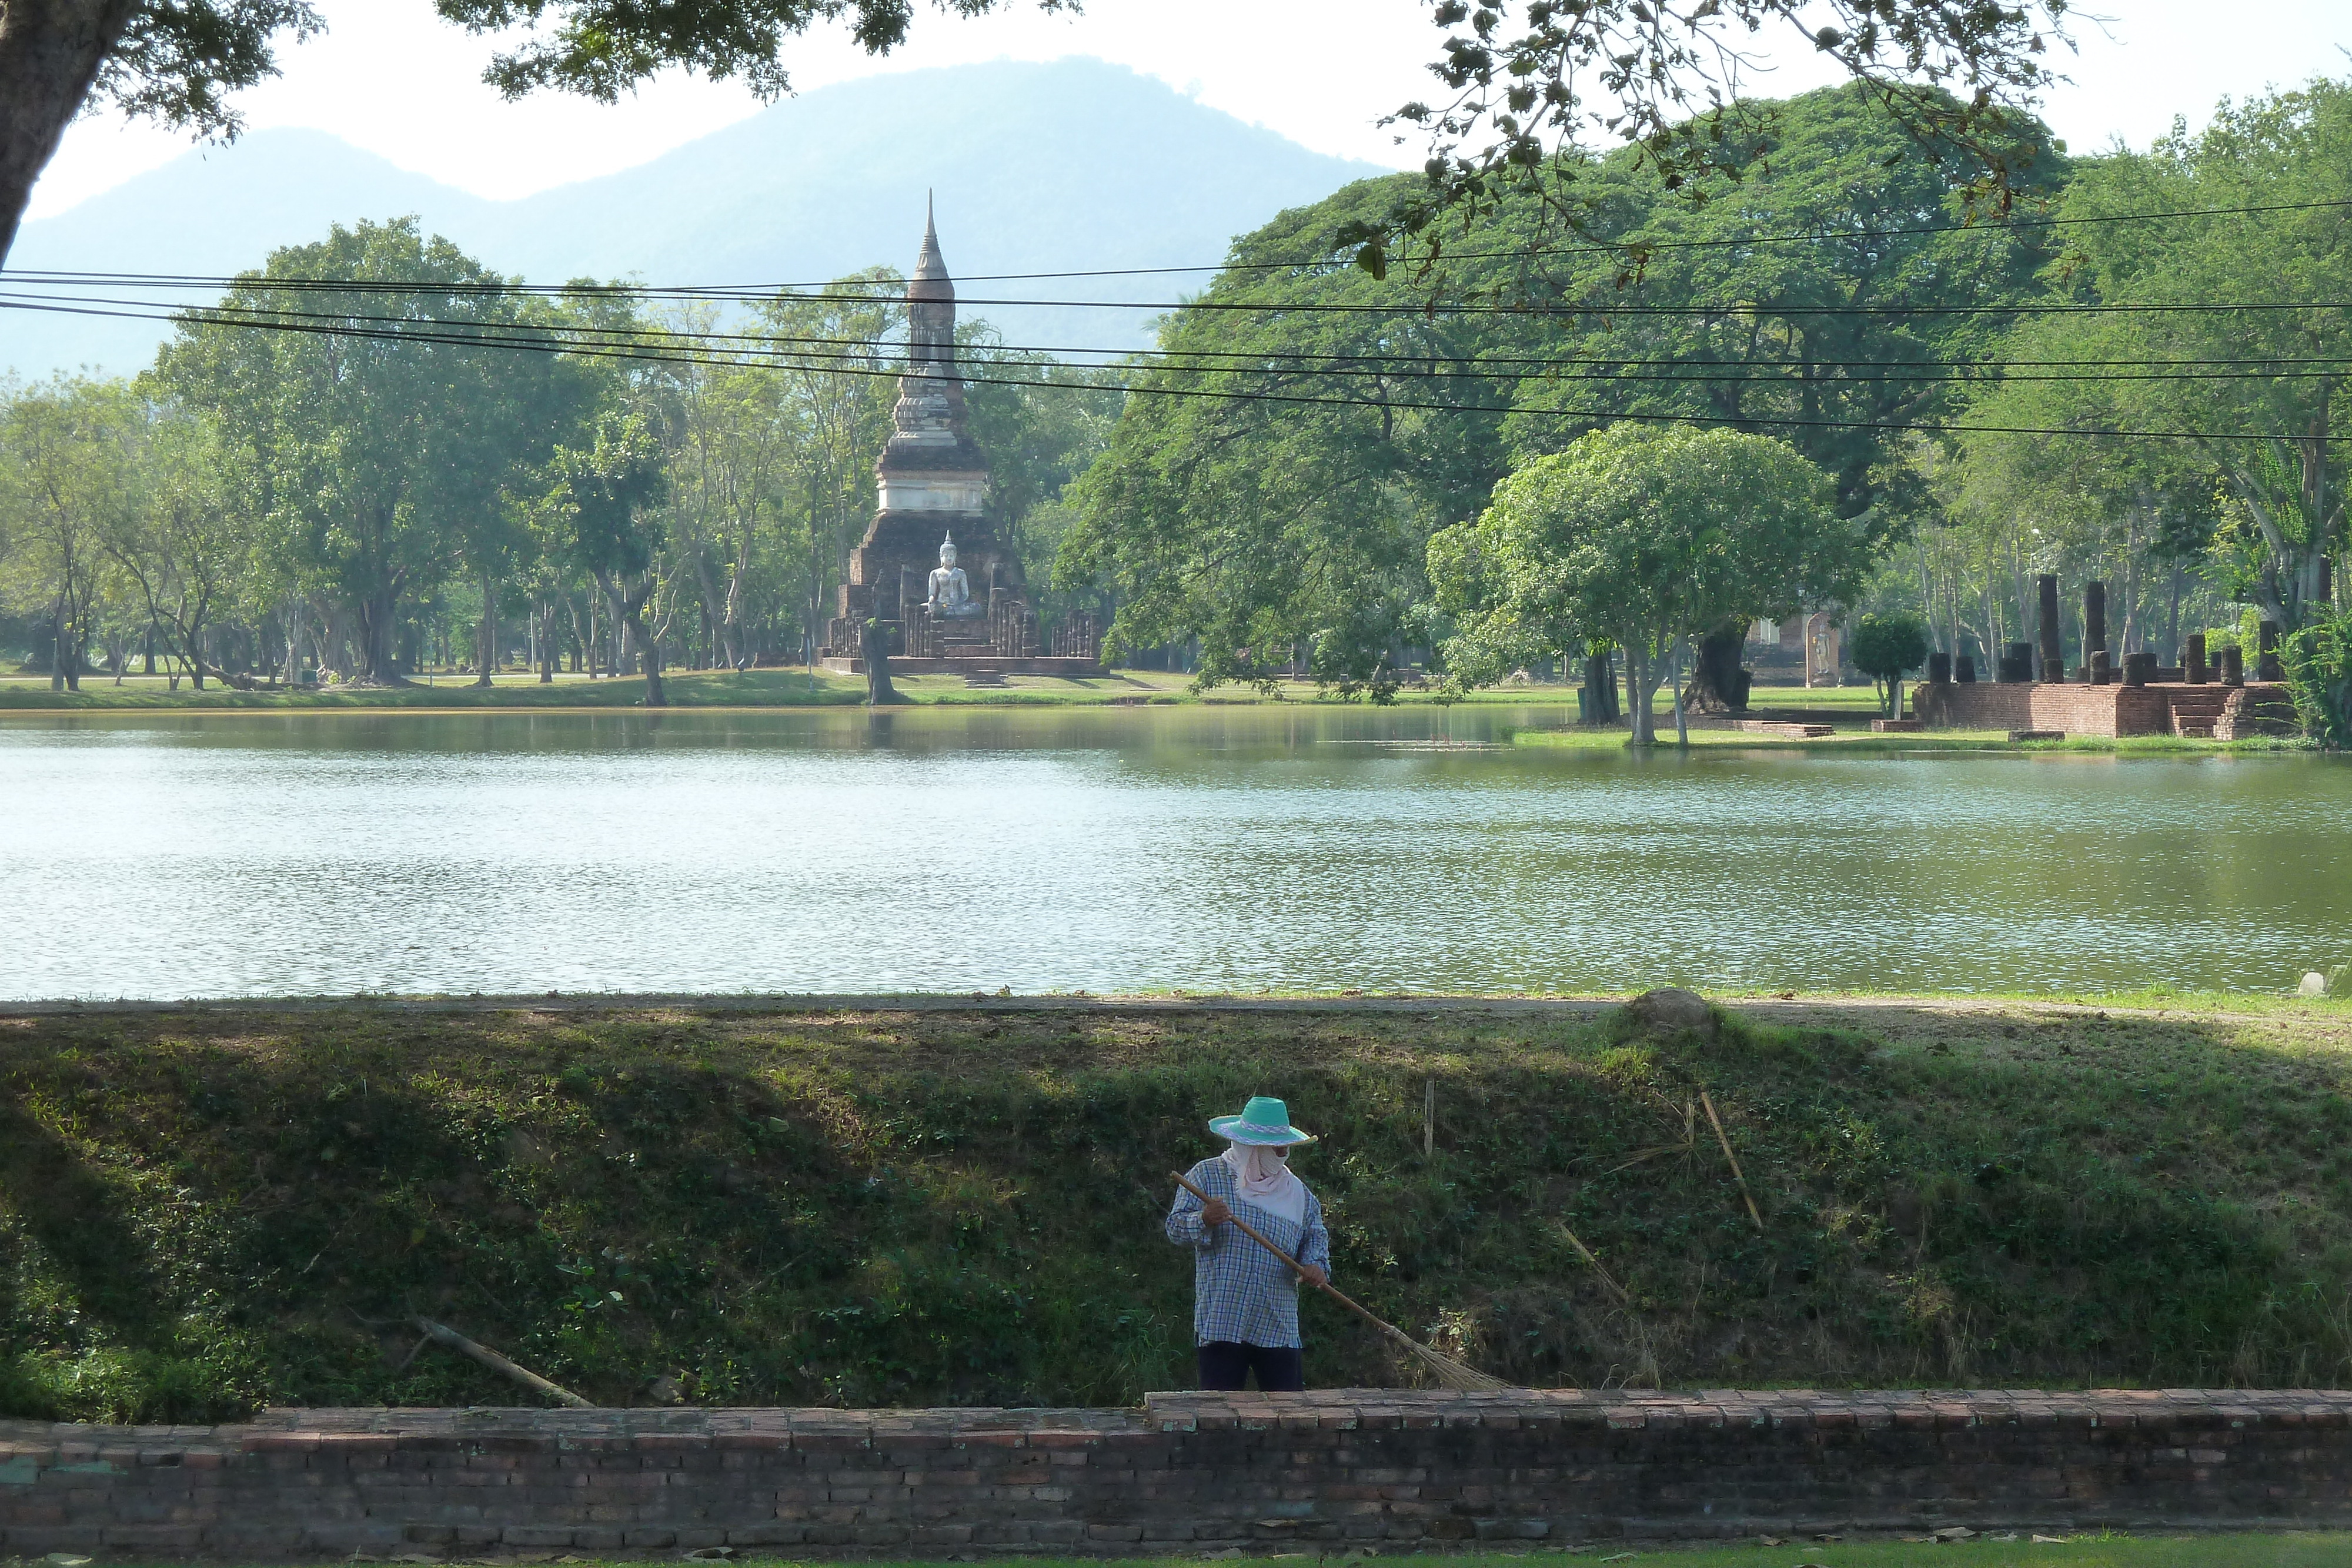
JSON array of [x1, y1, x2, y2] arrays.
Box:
[[153, 219, 582, 684], [1849, 611, 1929, 717], [1059, 177, 1511, 697], [0, 375, 136, 690], [540, 412, 671, 703], [3, 1, 2067, 268], [1966, 79, 2352, 633], [94, 402, 252, 689], [1428, 424, 1864, 745]]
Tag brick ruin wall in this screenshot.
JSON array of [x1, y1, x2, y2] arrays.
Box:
[[8, 1389, 2352, 1557], [1910, 683, 2177, 737]]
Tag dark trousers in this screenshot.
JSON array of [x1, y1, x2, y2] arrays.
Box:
[[1197, 1340, 1304, 1392]]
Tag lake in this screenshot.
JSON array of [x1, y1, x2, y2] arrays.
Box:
[[1, 706, 2344, 1000]]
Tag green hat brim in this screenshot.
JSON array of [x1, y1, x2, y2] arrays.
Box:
[[1208, 1114, 1316, 1146]]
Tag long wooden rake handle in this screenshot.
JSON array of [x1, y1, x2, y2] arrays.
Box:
[[1168, 1168, 1419, 1349]]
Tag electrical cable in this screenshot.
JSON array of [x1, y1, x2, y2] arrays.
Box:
[[7, 194, 2351, 293], [0, 294, 2318, 445], [6, 287, 2348, 386]]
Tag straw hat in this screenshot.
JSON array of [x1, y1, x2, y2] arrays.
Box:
[[1209, 1095, 1316, 1146]]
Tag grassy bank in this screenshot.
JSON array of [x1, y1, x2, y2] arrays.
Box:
[[7, 996, 2352, 1423], [0, 670, 1880, 714], [1506, 723, 2311, 755]]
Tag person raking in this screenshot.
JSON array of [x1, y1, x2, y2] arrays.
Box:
[[1165, 1095, 1331, 1392]]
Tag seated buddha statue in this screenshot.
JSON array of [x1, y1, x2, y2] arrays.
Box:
[[926, 533, 984, 618]]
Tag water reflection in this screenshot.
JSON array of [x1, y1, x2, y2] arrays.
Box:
[[0, 708, 2342, 1000]]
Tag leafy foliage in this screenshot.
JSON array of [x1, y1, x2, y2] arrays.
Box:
[[1850, 611, 1930, 716], [1429, 424, 1862, 742], [2284, 606, 2352, 750]]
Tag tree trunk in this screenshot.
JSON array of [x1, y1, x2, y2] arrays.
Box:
[[49, 596, 65, 691], [474, 569, 497, 687], [636, 617, 666, 707], [355, 590, 403, 686], [0, 1, 138, 263], [1623, 641, 1662, 746], [1686, 623, 1751, 713], [861, 618, 898, 706], [1669, 639, 1690, 745]]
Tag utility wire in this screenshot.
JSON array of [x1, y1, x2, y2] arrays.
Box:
[[9, 269, 2350, 318], [8, 287, 2348, 385], [0, 295, 2318, 445], [7, 195, 2351, 293]]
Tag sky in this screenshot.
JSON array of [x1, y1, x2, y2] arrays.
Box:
[[26, 0, 2352, 221]]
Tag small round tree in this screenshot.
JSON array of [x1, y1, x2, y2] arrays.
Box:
[[1850, 613, 1931, 718]]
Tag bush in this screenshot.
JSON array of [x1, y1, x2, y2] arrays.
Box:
[[1849, 613, 1930, 717], [2284, 606, 2352, 749]]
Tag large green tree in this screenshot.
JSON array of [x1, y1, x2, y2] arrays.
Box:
[[1964, 79, 2352, 631], [0, 373, 135, 689], [1058, 177, 1512, 696], [1063, 86, 2052, 696], [153, 219, 589, 683], [1428, 424, 1865, 744]]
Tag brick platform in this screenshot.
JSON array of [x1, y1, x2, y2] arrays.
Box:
[[6, 1389, 2351, 1557], [1912, 680, 2298, 739]]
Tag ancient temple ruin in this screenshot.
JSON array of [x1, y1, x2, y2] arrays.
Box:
[[821, 202, 1101, 677], [1911, 572, 2301, 739]]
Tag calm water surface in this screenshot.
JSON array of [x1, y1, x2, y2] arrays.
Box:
[[1, 706, 2345, 999]]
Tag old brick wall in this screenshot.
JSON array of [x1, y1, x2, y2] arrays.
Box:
[[8, 1390, 2352, 1556], [1914, 684, 2179, 737]]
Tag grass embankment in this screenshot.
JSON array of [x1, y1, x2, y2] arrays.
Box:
[[0, 670, 1880, 715], [0, 668, 1572, 711], [7, 997, 2352, 1424], [1506, 726, 2309, 755], [210, 1543, 2339, 1567]]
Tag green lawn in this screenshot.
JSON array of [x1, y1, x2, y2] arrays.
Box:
[[0, 667, 1899, 713]]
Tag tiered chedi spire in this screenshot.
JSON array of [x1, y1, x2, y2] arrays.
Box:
[[875, 193, 990, 513]]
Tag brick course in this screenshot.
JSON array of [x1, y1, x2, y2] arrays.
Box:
[[6, 1390, 2351, 1557], [1912, 681, 2297, 738]]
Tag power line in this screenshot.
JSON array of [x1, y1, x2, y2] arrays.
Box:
[[15, 270, 2345, 318], [8, 195, 2351, 294], [0, 295, 2319, 446], [9, 287, 2351, 386]]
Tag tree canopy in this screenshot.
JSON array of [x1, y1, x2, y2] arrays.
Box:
[[1428, 424, 1863, 744]]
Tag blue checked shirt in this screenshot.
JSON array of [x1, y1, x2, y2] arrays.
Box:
[[1166, 1156, 1332, 1349]]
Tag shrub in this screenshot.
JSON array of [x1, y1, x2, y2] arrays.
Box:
[[2284, 606, 2352, 748], [1849, 613, 1930, 717]]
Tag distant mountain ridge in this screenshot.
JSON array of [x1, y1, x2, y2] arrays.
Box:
[[4, 58, 1388, 379]]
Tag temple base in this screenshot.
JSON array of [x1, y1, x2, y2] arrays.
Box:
[[820, 656, 1107, 677]]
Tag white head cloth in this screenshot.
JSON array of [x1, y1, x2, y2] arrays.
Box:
[[1222, 1141, 1307, 1225]]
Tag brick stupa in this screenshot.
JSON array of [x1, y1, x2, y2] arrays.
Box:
[[826, 200, 1025, 653]]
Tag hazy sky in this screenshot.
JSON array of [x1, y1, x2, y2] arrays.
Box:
[[27, 0, 2352, 221]]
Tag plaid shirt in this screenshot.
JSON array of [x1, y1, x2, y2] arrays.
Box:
[[1166, 1156, 1332, 1349]]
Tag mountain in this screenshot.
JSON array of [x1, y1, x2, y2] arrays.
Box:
[[2, 59, 1389, 380]]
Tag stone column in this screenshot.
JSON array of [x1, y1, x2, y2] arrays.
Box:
[[2036, 574, 2064, 682], [2123, 651, 2154, 687], [2221, 644, 2244, 687], [2184, 633, 2207, 684], [2258, 619, 2283, 682], [2084, 580, 2108, 683], [2001, 641, 2033, 683], [1927, 651, 1951, 684], [1955, 654, 1977, 683]]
